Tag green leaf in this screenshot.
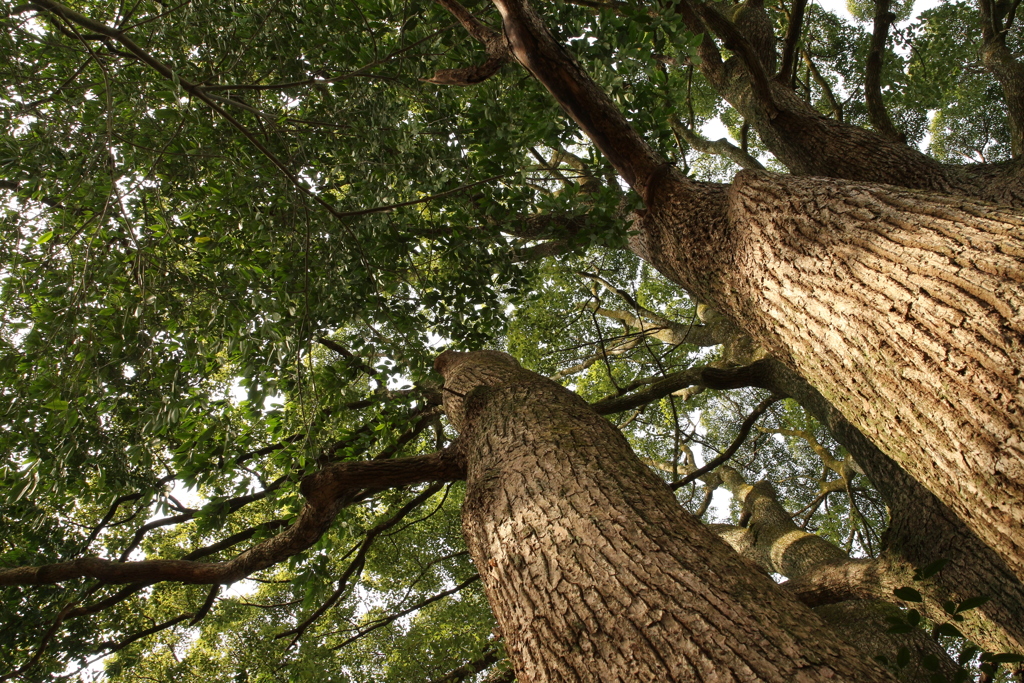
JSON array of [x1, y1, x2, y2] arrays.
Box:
[[958, 646, 980, 666], [893, 586, 923, 602], [956, 596, 990, 612], [896, 647, 911, 668], [935, 622, 963, 639], [990, 653, 1024, 664], [36, 230, 54, 245], [42, 399, 69, 411], [913, 558, 949, 580]]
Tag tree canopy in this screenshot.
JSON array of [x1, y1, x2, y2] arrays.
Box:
[[1, 0, 1023, 680]]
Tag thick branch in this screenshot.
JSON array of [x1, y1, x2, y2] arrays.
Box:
[[777, 0, 807, 85], [979, 0, 1024, 158], [865, 0, 904, 142], [491, 0, 663, 190], [689, 0, 778, 116], [0, 450, 465, 587]]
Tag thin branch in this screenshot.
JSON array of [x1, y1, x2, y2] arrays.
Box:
[[277, 483, 444, 644], [672, 117, 766, 169], [670, 394, 781, 490], [330, 574, 481, 650], [202, 25, 456, 91], [590, 359, 776, 414], [82, 475, 174, 547], [426, 647, 502, 683], [801, 50, 843, 121]]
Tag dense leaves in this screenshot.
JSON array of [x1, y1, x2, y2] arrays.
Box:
[[0, 0, 1020, 679]]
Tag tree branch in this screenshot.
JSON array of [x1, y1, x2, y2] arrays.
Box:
[[590, 359, 776, 414], [865, 0, 904, 142], [777, 0, 807, 86], [670, 394, 780, 490], [801, 50, 843, 121], [277, 483, 444, 644], [428, 0, 511, 85], [688, 0, 778, 116], [330, 574, 481, 650], [491, 0, 664, 190], [426, 647, 503, 683], [0, 450, 465, 588], [670, 117, 766, 170]]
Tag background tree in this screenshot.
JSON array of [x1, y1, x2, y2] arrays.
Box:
[[1, 0, 1023, 680]]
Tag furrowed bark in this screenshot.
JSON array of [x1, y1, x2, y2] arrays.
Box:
[[760, 359, 1024, 656], [707, 467, 959, 681], [436, 349, 894, 682], [638, 168, 1024, 581]]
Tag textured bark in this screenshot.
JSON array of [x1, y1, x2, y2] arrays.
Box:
[[689, 4, 1024, 203], [979, 0, 1024, 158], [759, 358, 1024, 656], [813, 602, 959, 683], [436, 350, 894, 683], [712, 468, 849, 580], [705, 469, 958, 681], [635, 168, 1024, 583], [494, 0, 1024, 598]]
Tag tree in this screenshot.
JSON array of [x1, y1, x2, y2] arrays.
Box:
[[1, 0, 1024, 679]]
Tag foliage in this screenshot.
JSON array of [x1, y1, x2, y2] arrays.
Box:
[[0, 0, 1018, 679]]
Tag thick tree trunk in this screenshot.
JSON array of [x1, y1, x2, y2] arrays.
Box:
[[436, 350, 894, 682], [494, 0, 1024, 587], [635, 168, 1024, 582], [759, 359, 1024, 656]]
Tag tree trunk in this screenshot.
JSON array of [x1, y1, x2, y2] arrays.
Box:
[[633, 168, 1024, 583], [495, 0, 1024, 588], [435, 350, 894, 683], [706, 467, 959, 682], [758, 358, 1024, 656]]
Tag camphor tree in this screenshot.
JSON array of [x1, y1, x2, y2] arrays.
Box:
[[1, 0, 1023, 679]]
